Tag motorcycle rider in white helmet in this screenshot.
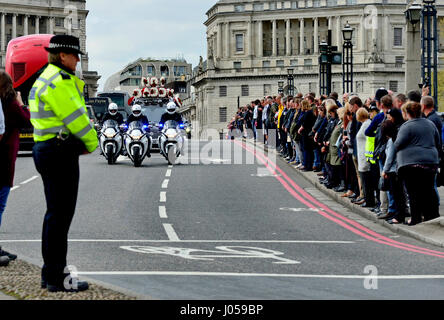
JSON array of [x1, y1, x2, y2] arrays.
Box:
[[101, 102, 124, 125], [159, 100, 183, 126], [125, 104, 151, 157], [126, 104, 149, 126]]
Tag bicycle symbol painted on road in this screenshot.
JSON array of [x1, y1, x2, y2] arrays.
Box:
[[120, 246, 300, 264]]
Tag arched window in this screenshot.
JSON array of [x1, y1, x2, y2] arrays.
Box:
[[147, 65, 156, 76], [160, 65, 169, 77]]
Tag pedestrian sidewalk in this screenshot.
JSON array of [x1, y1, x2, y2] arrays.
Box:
[[0, 291, 16, 300], [247, 139, 444, 248]]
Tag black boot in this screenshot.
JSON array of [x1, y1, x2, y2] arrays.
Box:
[[0, 256, 9, 267], [0, 246, 17, 261]]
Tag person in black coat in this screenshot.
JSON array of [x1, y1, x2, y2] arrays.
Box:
[[101, 103, 124, 125], [298, 100, 317, 171]]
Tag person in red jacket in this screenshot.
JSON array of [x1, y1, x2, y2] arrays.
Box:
[[0, 71, 31, 261]]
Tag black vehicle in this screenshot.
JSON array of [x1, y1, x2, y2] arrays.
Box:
[[97, 91, 131, 118], [136, 97, 169, 149]]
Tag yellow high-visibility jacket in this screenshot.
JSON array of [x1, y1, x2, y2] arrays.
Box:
[[277, 104, 284, 129], [365, 136, 376, 164], [29, 64, 98, 153]]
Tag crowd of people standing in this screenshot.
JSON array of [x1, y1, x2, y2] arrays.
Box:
[[228, 87, 443, 226]]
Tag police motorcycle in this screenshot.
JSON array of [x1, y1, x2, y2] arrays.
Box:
[[98, 120, 123, 165], [184, 120, 192, 139], [159, 120, 186, 165], [123, 120, 152, 167]]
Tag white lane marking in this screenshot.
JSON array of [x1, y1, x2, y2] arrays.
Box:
[[159, 206, 168, 219], [0, 239, 356, 244], [121, 245, 299, 264], [163, 224, 180, 241], [162, 179, 169, 189], [10, 186, 20, 191], [168, 165, 173, 169], [20, 176, 38, 185], [75, 271, 444, 280], [165, 169, 172, 177], [160, 192, 167, 202]]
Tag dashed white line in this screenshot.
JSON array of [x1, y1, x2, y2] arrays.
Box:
[[20, 175, 38, 185], [10, 186, 20, 191], [159, 206, 168, 219], [162, 179, 169, 189], [165, 169, 172, 177], [163, 224, 180, 241], [160, 192, 167, 202]]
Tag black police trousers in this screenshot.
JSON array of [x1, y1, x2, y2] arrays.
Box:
[[33, 137, 83, 284]]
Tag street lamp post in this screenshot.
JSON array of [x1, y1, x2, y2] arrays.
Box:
[[421, 0, 438, 108], [318, 30, 338, 96], [342, 22, 354, 95], [287, 68, 294, 96], [404, 1, 423, 93], [319, 39, 329, 96], [278, 81, 284, 95]]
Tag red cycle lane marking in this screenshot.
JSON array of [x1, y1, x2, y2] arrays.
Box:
[[236, 140, 444, 259]]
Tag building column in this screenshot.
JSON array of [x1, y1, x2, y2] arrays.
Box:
[[1, 13, 5, 52], [257, 20, 263, 57], [286, 19, 291, 56], [12, 14, 17, 39], [225, 22, 230, 58], [371, 14, 379, 51], [384, 14, 390, 51], [359, 14, 366, 52], [24, 15, 29, 36], [314, 17, 319, 54], [49, 17, 54, 34], [248, 20, 253, 56], [217, 23, 222, 58], [35, 16, 40, 34], [336, 16, 341, 50], [272, 19, 277, 56], [299, 18, 304, 55]]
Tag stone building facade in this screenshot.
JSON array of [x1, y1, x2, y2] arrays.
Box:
[[189, 0, 444, 135], [105, 58, 193, 101], [0, 0, 100, 98]]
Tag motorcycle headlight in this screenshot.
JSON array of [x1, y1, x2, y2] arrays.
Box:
[[104, 128, 117, 139], [167, 133, 178, 139], [185, 127, 191, 133], [130, 129, 143, 140]]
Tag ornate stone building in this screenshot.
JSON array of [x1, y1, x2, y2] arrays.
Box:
[[189, 0, 444, 135], [0, 0, 100, 97], [104, 57, 193, 101]]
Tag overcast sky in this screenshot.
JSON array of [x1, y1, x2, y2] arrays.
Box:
[[85, 0, 211, 91]]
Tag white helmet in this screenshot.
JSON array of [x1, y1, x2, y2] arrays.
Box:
[[108, 103, 118, 115], [132, 104, 142, 117], [166, 101, 177, 115]]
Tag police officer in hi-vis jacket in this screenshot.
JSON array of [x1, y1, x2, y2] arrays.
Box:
[[29, 35, 98, 293]]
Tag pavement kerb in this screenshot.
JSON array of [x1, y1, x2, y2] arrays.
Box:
[[244, 139, 444, 249], [0, 250, 152, 300]]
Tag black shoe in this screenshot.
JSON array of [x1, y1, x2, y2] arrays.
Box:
[[351, 197, 364, 203], [0, 247, 17, 261], [47, 280, 89, 293], [333, 186, 346, 192], [0, 256, 9, 267]]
